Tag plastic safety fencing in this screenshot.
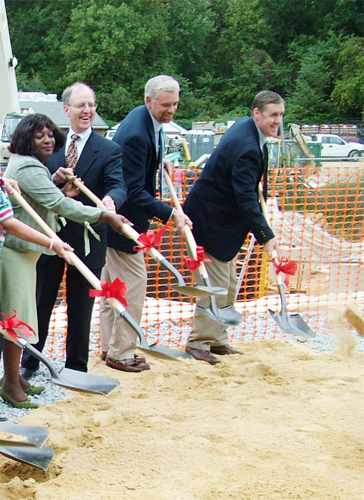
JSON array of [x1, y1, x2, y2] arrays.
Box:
[[47, 163, 364, 359]]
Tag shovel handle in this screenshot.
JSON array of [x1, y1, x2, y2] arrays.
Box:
[[10, 190, 121, 311], [164, 171, 206, 272], [258, 183, 278, 261], [67, 175, 164, 262]]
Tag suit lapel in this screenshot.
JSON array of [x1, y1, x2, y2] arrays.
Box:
[[74, 130, 98, 179]]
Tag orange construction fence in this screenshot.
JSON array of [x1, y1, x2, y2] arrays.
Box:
[[46, 163, 364, 359]]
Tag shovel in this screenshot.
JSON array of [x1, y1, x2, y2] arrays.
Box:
[[67, 176, 226, 298], [164, 172, 243, 327], [0, 419, 49, 447], [10, 190, 191, 361], [1, 327, 120, 394], [258, 184, 315, 338], [0, 443, 55, 470], [0, 418, 55, 470]]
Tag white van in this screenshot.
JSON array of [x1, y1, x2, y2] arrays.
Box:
[[0, 113, 28, 162]]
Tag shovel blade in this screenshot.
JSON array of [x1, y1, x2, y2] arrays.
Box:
[[197, 305, 243, 327], [0, 421, 49, 448], [0, 444, 55, 470], [171, 285, 228, 297], [269, 309, 315, 338], [17, 340, 120, 395], [138, 343, 192, 360], [51, 368, 120, 395]]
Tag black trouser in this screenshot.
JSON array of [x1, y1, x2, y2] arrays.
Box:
[[21, 254, 101, 373]]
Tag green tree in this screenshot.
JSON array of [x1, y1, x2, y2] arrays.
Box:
[[331, 37, 364, 119]]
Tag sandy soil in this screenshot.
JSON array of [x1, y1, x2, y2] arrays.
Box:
[[0, 337, 363, 500]]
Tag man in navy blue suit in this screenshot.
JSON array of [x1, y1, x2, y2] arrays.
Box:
[[21, 82, 128, 375], [183, 90, 284, 364], [100, 75, 192, 372]]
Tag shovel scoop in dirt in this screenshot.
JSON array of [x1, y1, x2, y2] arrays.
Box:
[[258, 183, 315, 339], [0, 418, 55, 470], [268, 273, 315, 338]]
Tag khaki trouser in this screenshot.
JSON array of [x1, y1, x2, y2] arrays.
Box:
[[187, 252, 237, 351], [100, 248, 147, 360]]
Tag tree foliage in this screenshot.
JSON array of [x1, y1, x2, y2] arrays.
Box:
[[5, 0, 364, 124]]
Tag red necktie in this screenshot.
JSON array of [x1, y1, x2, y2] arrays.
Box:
[[66, 134, 80, 170]]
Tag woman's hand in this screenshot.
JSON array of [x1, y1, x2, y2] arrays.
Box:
[[52, 167, 74, 185], [2, 177, 21, 194], [62, 176, 83, 198], [52, 238, 74, 264]]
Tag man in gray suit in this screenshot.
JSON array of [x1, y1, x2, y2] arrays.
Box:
[[21, 82, 128, 375], [183, 90, 284, 364]]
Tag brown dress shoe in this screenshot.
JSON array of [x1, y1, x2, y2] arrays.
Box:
[[106, 356, 150, 373], [102, 352, 145, 363], [185, 346, 221, 365], [210, 345, 244, 355]]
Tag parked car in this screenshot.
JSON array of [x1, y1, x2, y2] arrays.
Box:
[[0, 112, 28, 162], [105, 129, 116, 140], [306, 133, 364, 159]]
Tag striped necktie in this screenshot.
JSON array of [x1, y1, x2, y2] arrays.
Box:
[[66, 134, 80, 170]]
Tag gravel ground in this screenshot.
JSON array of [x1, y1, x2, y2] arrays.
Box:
[[1, 311, 363, 422]]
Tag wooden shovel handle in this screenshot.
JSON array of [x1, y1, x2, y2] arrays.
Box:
[[67, 176, 163, 261], [258, 182, 278, 261], [10, 190, 121, 309], [163, 170, 199, 260]]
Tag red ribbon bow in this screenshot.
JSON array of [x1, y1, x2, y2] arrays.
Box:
[[89, 278, 128, 306], [184, 246, 211, 272], [133, 221, 172, 253], [0, 310, 36, 340], [272, 256, 297, 286]]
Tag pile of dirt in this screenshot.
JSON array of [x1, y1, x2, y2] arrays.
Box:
[[0, 338, 363, 500]]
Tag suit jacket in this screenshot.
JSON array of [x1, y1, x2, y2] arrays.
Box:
[[47, 129, 127, 269], [107, 105, 173, 254], [4, 153, 104, 254], [183, 116, 274, 262]]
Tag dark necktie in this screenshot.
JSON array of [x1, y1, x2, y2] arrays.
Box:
[[66, 134, 80, 170], [262, 143, 268, 200], [159, 127, 165, 197]]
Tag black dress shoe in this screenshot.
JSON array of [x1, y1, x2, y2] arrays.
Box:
[[210, 345, 244, 356], [19, 367, 36, 380], [185, 346, 221, 365]]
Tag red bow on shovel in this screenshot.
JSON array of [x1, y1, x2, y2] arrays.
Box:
[[272, 256, 297, 286], [89, 278, 128, 306], [0, 310, 36, 339], [184, 246, 212, 273], [133, 222, 172, 253]]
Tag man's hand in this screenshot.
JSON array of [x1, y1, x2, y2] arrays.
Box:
[[263, 237, 280, 258], [102, 195, 116, 213], [2, 177, 20, 194], [99, 212, 133, 235], [163, 159, 174, 177], [172, 210, 192, 232], [53, 167, 74, 185]]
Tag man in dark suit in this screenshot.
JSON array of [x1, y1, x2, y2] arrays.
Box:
[[20, 82, 128, 375], [183, 90, 284, 364], [100, 75, 191, 372]]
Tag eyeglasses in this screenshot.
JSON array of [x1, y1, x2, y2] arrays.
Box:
[[67, 102, 98, 110]]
